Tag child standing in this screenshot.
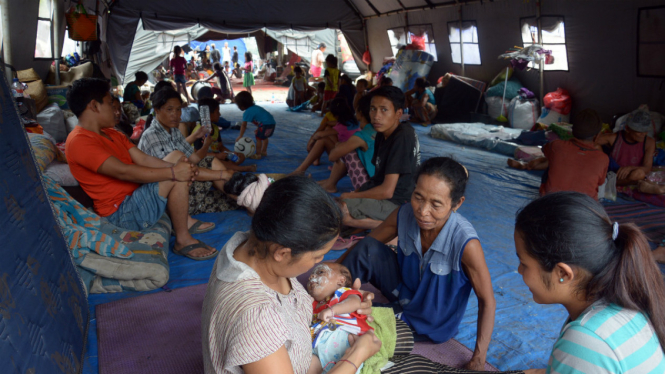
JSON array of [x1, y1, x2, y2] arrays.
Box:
[[353, 78, 368, 113], [242, 51, 255, 95], [320, 54, 340, 117], [169, 45, 193, 104], [287, 66, 309, 108], [235, 91, 275, 160]]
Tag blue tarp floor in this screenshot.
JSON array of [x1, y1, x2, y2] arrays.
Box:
[[83, 102, 584, 373]]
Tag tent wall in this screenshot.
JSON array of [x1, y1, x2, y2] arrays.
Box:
[[107, 0, 366, 82], [366, 0, 665, 121], [3, 0, 67, 79]]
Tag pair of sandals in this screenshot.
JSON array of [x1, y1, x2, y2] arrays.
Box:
[[173, 221, 217, 261]]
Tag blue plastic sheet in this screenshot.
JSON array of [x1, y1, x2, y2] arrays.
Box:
[[84, 104, 567, 373], [0, 75, 89, 372]]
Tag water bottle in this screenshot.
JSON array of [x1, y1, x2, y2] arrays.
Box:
[[225, 151, 239, 163], [11, 78, 24, 99], [199, 105, 212, 135]]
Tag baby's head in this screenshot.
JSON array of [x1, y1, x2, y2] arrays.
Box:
[[307, 262, 353, 302]]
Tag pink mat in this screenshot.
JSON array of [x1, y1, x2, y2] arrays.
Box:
[[97, 280, 498, 374]]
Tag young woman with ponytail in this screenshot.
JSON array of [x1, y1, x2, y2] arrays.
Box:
[[515, 192, 665, 373]]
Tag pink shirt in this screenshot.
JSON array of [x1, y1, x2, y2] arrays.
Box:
[[333, 122, 360, 143], [201, 232, 313, 374], [170, 57, 187, 75]]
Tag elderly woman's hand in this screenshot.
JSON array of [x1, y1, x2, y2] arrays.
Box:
[[351, 278, 374, 322]]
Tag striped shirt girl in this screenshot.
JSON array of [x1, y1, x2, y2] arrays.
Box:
[[548, 301, 665, 374], [201, 232, 313, 374]]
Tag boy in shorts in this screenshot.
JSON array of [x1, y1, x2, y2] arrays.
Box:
[[340, 86, 421, 229], [235, 91, 276, 160]]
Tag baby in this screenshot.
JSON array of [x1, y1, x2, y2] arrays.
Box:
[[307, 262, 372, 374]]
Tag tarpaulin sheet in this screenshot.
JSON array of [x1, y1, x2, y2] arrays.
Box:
[[85, 103, 568, 373], [0, 74, 89, 372]]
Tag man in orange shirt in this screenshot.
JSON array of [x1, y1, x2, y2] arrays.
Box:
[[65, 78, 217, 260]]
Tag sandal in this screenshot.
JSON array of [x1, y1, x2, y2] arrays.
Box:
[[188, 221, 216, 235], [173, 240, 218, 261]]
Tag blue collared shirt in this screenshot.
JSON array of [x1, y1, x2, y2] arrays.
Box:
[[395, 203, 479, 343]]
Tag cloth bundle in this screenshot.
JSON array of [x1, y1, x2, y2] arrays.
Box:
[[237, 174, 271, 212]]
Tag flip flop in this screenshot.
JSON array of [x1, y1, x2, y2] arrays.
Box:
[[173, 240, 218, 261], [188, 221, 215, 235]]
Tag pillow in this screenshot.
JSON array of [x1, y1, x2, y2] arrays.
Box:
[[44, 160, 78, 186], [36, 103, 67, 143], [25, 80, 49, 113], [28, 132, 60, 172]]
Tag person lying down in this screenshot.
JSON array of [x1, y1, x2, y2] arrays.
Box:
[[307, 262, 373, 374]]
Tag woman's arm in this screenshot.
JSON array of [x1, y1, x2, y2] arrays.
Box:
[[460, 239, 496, 371], [243, 345, 295, 374], [327, 331, 382, 374], [329, 136, 366, 162]]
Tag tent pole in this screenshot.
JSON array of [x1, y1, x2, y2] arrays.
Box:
[[0, 0, 13, 81], [459, 5, 464, 76], [537, 0, 544, 104], [52, 0, 61, 85]]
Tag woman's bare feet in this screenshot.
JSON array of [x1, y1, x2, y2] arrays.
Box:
[[638, 180, 665, 195], [507, 158, 528, 170]]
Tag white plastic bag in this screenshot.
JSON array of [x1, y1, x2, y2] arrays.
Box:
[[508, 97, 540, 130], [485, 96, 508, 119]]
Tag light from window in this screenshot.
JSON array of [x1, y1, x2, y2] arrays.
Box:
[[387, 25, 438, 61], [521, 17, 568, 71], [35, 0, 53, 59], [448, 22, 481, 65], [62, 29, 80, 58], [637, 6, 665, 77]]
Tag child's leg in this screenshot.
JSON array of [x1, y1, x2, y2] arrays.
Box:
[[638, 180, 665, 195], [250, 139, 263, 159], [260, 139, 268, 156], [320, 100, 329, 117]]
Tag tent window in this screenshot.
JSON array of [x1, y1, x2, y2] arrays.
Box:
[[448, 21, 481, 65], [520, 16, 568, 71], [387, 24, 437, 61], [637, 6, 665, 77], [35, 0, 53, 59]]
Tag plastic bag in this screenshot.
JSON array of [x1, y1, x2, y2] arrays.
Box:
[[543, 88, 571, 115], [131, 119, 146, 141], [362, 49, 372, 65], [486, 96, 508, 119], [508, 97, 540, 130], [537, 107, 570, 126]]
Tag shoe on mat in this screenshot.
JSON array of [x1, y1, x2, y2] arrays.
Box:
[[173, 240, 218, 261], [188, 221, 215, 235]]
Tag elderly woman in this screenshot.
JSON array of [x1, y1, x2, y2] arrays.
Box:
[[138, 89, 236, 248], [341, 157, 496, 371], [202, 176, 521, 374], [516, 192, 665, 374]]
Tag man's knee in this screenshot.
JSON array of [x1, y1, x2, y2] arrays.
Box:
[[163, 150, 186, 163]]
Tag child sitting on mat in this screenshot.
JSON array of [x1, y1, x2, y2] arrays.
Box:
[[307, 262, 373, 374], [235, 91, 276, 160], [507, 109, 609, 200]]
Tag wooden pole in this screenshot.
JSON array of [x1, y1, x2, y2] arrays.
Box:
[[0, 0, 13, 81], [537, 0, 544, 104]]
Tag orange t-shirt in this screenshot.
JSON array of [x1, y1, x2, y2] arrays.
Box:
[[540, 139, 609, 200], [66, 126, 141, 217]]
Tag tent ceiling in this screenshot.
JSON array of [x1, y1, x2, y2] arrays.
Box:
[[349, 0, 492, 18]]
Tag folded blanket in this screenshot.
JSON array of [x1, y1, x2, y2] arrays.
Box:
[[44, 175, 133, 259], [362, 307, 397, 374]]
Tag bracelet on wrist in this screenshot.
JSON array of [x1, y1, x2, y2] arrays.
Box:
[[170, 166, 176, 181], [339, 359, 358, 371]]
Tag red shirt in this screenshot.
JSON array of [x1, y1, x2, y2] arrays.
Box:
[[170, 57, 187, 75], [540, 139, 609, 200], [66, 127, 140, 216]]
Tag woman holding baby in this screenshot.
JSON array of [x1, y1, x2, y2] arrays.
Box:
[[201, 175, 523, 374]]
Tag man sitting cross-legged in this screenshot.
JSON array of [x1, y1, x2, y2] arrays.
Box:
[[65, 78, 217, 260]]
